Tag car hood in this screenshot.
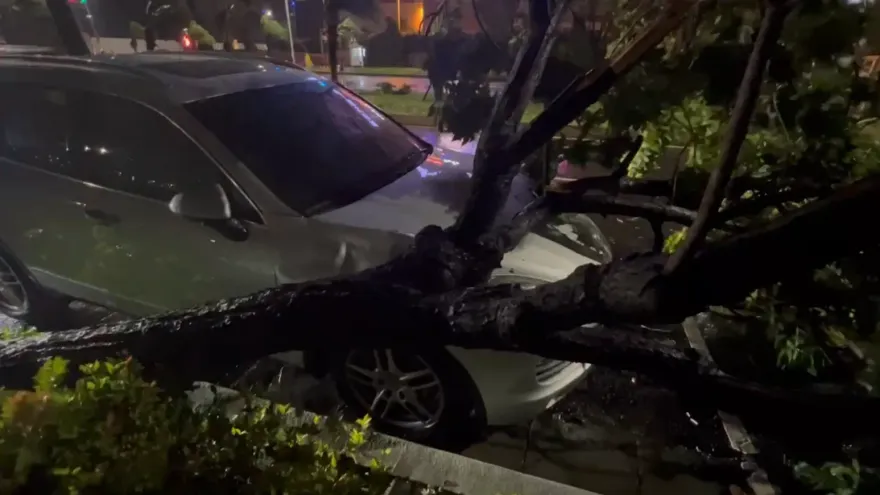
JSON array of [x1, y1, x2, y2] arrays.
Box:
[[315, 152, 536, 235], [315, 150, 613, 264]]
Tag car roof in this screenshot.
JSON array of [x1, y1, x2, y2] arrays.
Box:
[[0, 50, 322, 103]]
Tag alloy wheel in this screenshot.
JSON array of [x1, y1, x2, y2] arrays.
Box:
[[343, 349, 445, 429], [0, 256, 27, 314]]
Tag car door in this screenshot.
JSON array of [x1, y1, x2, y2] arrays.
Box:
[[60, 89, 279, 315], [0, 83, 108, 300]]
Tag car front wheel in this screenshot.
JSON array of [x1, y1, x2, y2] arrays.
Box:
[[330, 347, 486, 452], [0, 243, 71, 330]]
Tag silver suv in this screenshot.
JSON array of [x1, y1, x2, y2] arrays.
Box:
[[0, 51, 611, 446]]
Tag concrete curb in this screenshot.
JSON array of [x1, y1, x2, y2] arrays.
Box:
[[363, 434, 600, 495], [189, 383, 600, 495]]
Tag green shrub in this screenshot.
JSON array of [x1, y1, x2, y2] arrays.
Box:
[[795, 459, 880, 494], [0, 356, 398, 494]]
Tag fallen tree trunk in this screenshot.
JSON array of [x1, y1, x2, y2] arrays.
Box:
[[3, 173, 880, 436]]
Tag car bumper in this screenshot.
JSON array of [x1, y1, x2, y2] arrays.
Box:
[[490, 362, 590, 426], [447, 347, 590, 426]]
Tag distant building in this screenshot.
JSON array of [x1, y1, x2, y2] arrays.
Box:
[[377, 0, 426, 34]]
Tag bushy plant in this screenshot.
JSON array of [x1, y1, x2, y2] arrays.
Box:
[[795, 459, 880, 494], [0, 356, 398, 494]]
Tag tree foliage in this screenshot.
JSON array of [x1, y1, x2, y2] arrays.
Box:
[[0, 354, 405, 494], [581, 0, 880, 386], [437, 0, 880, 385]]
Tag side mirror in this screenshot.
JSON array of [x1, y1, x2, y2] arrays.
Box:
[[169, 183, 231, 221]]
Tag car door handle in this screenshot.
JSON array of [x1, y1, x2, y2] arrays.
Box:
[[83, 208, 120, 226]]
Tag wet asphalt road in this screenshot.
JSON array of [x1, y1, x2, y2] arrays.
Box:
[[334, 74, 505, 94]]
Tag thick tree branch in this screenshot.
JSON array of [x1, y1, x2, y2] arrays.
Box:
[[675, 174, 880, 309], [479, 0, 556, 144], [555, 175, 675, 198], [664, 1, 791, 274], [452, 0, 570, 244], [713, 185, 831, 224], [504, 0, 703, 167], [546, 192, 697, 225]]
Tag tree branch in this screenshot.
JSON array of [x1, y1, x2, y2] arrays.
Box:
[[504, 0, 703, 167], [451, 0, 571, 244], [546, 192, 697, 225], [713, 185, 831, 224], [479, 0, 555, 144], [664, 1, 791, 274]]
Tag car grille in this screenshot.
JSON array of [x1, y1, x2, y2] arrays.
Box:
[[535, 358, 571, 384]]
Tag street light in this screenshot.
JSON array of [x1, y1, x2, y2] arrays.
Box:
[[397, 0, 401, 31], [283, 0, 297, 62]]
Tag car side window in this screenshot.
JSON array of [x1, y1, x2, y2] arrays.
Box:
[[0, 86, 76, 176], [75, 91, 224, 201], [0, 85, 261, 223]]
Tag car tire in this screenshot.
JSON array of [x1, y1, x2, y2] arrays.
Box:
[[328, 347, 487, 452], [0, 242, 72, 331]]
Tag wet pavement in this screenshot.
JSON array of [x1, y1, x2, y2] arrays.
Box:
[[333, 74, 505, 94]]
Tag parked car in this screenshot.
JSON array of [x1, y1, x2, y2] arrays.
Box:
[[0, 50, 612, 447]]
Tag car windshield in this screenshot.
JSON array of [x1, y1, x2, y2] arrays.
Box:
[[185, 80, 429, 216]]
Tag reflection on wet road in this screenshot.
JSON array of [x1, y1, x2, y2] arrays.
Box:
[[335, 74, 504, 94]]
